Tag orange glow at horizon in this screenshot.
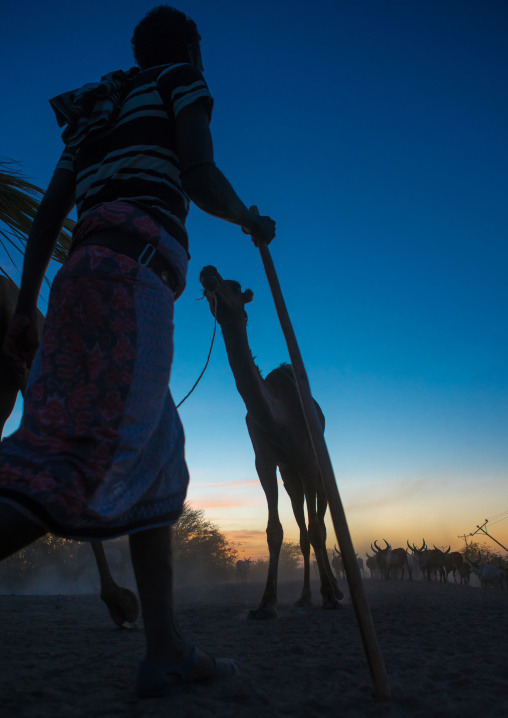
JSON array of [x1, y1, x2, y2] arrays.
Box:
[[185, 471, 508, 563]]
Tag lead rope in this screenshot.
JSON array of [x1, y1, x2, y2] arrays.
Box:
[[176, 292, 217, 409]]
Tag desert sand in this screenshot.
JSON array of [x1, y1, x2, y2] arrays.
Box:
[[1, 577, 507, 717]]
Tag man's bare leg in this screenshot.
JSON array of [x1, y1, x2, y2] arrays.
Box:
[[129, 525, 239, 694], [129, 526, 190, 665], [0, 502, 46, 560]]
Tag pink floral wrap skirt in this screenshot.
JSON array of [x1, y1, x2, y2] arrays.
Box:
[[0, 206, 190, 540]]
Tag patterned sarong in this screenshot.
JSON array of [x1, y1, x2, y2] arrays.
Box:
[[0, 207, 190, 539]]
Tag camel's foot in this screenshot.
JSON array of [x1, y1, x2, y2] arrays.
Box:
[[101, 585, 140, 628], [294, 594, 313, 608], [333, 585, 344, 601], [248, 602, 277, 620], [321, 595, 343, 610]]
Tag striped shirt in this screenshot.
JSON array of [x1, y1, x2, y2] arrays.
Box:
[[56, 63, 213, 255]]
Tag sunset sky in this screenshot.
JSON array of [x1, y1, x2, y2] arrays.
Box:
[[1, 0, 507, 561]]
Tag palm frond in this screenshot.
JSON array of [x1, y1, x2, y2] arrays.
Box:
[[0, 158, 73, 265]]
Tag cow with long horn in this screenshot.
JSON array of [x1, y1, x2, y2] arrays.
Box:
[[406, 541, 422, 580], [332, 545, 344, 580], [371, 539, 411, 580], [370, 539, 391, 579], [365, 552, 379, 579], [412, 540, 446, 582], [436, 546, 464, 583], [466, 551, 507, 589], [235, 557, 252, 582]]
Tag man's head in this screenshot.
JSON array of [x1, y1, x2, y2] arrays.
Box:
[[132, 5, 202, 71]]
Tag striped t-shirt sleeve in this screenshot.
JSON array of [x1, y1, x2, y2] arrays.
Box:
[[55, 147, 75, 174], [157, 64, 213, 121]]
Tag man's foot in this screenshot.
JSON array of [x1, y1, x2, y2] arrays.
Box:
[[135, 645, 239, 698]]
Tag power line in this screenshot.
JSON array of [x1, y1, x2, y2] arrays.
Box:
[[486, 509, 508, 522]]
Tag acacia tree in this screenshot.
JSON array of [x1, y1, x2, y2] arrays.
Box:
[[460, 541, 503, 565], [278, 540, 302, 577], [0, 504, 241, 592], [172, 503, 238, 583], [0, 534, 82, 591]]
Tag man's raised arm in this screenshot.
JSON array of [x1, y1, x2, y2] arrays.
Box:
[[175, 102, 275, 246], [16, 168, 75, 315]]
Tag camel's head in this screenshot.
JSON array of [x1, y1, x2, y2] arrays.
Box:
[[200, 266, 254, 325]]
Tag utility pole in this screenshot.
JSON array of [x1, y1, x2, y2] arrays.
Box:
[[457, 534, 469, 547], [469, 520, 508, 553]]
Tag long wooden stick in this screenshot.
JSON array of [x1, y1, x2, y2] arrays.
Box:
[[257, 240, 391, 699]]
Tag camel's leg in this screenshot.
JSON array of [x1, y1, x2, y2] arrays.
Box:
[[279, 463, 312, 607], [317, 484, 343, 601], [91, 540, 139, 628], [250, 457, 283, 620], [247, 421, 282, 620], [290, 499, 312, 607], [302, 467, 342, 610], [0, 502, 46, 560]]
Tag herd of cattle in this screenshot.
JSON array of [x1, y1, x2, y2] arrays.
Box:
[[234, 540, 508, 590], [331, 540, 508, 589]]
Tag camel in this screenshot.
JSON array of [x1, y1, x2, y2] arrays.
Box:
[[0, 274, 139, 627], [200, 265, 343, 619]]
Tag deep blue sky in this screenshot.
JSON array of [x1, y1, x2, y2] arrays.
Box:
[[1, 0, 507, 556]]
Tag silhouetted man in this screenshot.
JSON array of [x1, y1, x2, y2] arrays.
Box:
[[0, 5, 275, 697]]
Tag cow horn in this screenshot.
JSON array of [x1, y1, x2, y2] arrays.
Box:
[[383, 539, 390, 550]]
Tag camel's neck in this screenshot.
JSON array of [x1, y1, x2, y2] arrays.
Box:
[[220, 319, 274, 428]]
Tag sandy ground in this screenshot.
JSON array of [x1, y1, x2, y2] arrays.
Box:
[[1, 577, 507, 717]]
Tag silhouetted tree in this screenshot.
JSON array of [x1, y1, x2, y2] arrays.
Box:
[[0, 534, 82, 591], [0, 504, 239, 592], [460, 540, 503, 564], [278, 540, 302, 577], [172, 503, 238, 583]]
